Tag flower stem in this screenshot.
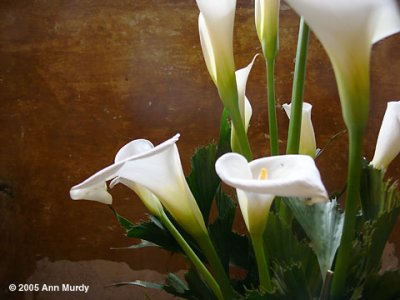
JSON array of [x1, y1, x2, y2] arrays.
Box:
[[195, 233, 233, 300], [229, 105, 253, 161], [279, 18, 310, 224], [286, 17, 310, 155], [159, 212, 223, 300], [330, 128, 363, 299], [251, 233, 273, 293], [266, 58, 279, 156]]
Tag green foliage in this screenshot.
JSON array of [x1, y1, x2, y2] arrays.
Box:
[[187, 144, 220, 223], [284, 198, 344, 280], [110, 207, 180, 253], [264, 213, 322, 298], [209, 187, 237, 271]]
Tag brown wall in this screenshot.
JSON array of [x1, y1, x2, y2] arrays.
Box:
[[0, 1, 399, 299]]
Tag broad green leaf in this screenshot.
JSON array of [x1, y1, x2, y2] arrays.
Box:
[[273, 263, 312, 300], [217, 108, 232, 157], [284, 198, 343, 280], [264, 213, 321, 297], [187, 144, 220, 223], [209, 187, 236, 271]]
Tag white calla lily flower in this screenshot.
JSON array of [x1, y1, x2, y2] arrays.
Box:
[[70, 134, 207, 236], [284, 0, 400, 129], [371, 101, 400, 170], [216, 153, 328, 235], [283, 102, 316, 158], [255, 0, 280, 60], [231, 55, 257, 153], [197, 0, 236, 89]]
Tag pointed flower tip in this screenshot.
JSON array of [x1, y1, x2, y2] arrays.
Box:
[[370, 100, 400, 169]]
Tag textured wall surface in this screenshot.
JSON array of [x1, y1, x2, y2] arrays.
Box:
[[0, 1, 399, 299]]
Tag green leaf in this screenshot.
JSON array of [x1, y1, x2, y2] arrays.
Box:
[[185, 268, 217, 300], [273, 263, 312, 300], [186, 144, 221, 223], [108, 280, 164, 290], [264, 213, 321, 297], [110, 240, 158, 250], [208, 187, 237, 271], [109, 206, 136, 231], [284, 198, 344, 280], [110, 207, 180, 253], [161, 273, 193, 298], [360, 160, 385, 220], [126, 220, 180, 253], [217, 108, 232, 157]]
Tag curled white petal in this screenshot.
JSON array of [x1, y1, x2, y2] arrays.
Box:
[[216, 153, 328, 201], [231, 55, 257, 152], [70, 182, 112, 205], [70, 135, 186, 223], [216, 153, 328, 234], [371, 101, 400, 169]]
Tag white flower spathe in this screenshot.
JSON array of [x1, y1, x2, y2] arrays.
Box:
[[197, 0, 236, 87], [70, 134, 207, 236], [231, 55, 257, 152], [255, 0, 280, 60], [283, 102, 316, 158], [215, 153, 328, 235], [371, 101, 400, 169], [284, 0, 400, 128]]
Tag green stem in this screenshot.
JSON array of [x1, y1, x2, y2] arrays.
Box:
[[279, 18, 310, 224], [286, 17, 310, 155], [330, 128, 363, 299], [229, 105, 253, 161], [196, 233, 233, 300], [251, 233, 273, 293], [266, 58, 279, 156], [159, 212, 223, 300]]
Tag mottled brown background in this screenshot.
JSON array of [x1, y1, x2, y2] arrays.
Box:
[[0, 0, 399, 299]]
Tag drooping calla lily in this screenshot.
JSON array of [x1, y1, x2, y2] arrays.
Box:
[[70, 134, 207, 237], [284, 0, 400, 130], [215, 152, 328, 235], [231, 55, 257, 153], [197, 0, 236, 94], [255, 0, 280, 61], [283, 102, 316, 158], [370, 101, 400, 170], [70, 138, 164, 217]]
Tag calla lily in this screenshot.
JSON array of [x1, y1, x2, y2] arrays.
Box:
[[283, 102, 316, 158], [197, 0, 236, 94], [370, 101, 400, 170], [284, 0, 400, 130], [255, 0, 280, 60], [70, 134, 207, 237], [216, 152, 328, 235], [70, 138, 164, 217], [231, 55, 257, 153]]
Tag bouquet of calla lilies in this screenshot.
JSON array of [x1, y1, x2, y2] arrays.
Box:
[[70, 0, 400, 299]]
